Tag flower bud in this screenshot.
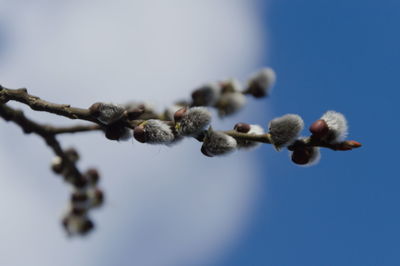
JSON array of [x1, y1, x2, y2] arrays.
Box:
[[71, 192, 89, 209], [234, 123, 251, 133], [85, 168, 100, 186], [65, 147, 79, 162], [88, 188, 104, 208], [291, 147, 321, 166], [62, 214, 94, 236], [191, 83, 221, 106], [309, 119, 329, 139], [336, 140, 362, 151], [79, 218, 94, 235], [72, 176, 88, 190], [320, 111, 348, 143], [201, 129, 237, 157], [175, 107, 212, 136], [105, 122, 131, 141], [51, 156, 64, 174], [246, 67, 276, 98], [164, 104, 186, 121], [173, 107, 188, 122], [133, 120, 175, 144], [89, 102, 125, 125], [220, 79, 242, 93], [234, 124, 265, 149], [215, 92, 246, 117], [269, 114, 304, 150]]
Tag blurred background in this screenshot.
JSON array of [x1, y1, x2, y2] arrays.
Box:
[[0, 0, 399, 266]]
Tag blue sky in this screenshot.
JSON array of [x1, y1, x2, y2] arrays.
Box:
[[221, 1, 400, 265]]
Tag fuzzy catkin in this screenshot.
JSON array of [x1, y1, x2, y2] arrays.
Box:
[[175, 107, 211, 136], [269, 114, 304, 150], [202, 130, 237, 156], [216, 92, 247, 117], [91, 103, 125, 125], [191, 83, 221, 106], [320, 111, 348, 143], [143, 120, 175, 144], [246, 67, 276, 97]]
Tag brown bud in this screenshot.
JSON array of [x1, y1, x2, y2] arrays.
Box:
[[70, 207, 87, 216], [291, 148, 312, 165], [133, 124, 147, 143], [105, 123, 127, 141], [247, 82, 266, 98], [337, 140, 362, 150], [72, 177, 88, 189], [234, 123, 251, 133], [309, 119, 329, 138], [79, 219, 94, 235], [173, 107, 188, 122], [65, 148, 79, 162], [71, 192, 88, 203], [91, 189, 104, 207], [85, 168, 100, 185], [88, 102, 102, 117]]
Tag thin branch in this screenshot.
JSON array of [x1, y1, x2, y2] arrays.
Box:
[[48, 124, 102, 135], [0, 103, 82, 178], [0, 86, 97, 123]]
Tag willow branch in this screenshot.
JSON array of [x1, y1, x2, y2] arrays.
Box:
[[0, 103, 82, 178], [0, 86, 97, 123]]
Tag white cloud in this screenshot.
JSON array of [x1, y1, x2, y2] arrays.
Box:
[[0, 1, 267, 266]]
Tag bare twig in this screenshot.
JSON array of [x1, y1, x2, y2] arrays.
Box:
[[0, 87, 97, 123], [0, 103, 83, 178]]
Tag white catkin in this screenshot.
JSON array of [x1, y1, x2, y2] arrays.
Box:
[[320, 111, 348, 143], [216, 92, 247, 116], [176, 107, 212, 136], [96, 103, 125, 125], [144, 120, 175, 144], [202, 130, 237, 156], [222, 78, 242, 92], [191, 83, 221, 106], [269, 114, 304, 150], [247, 67, 276, 96], [237, 124, 265, 149], [62, 210, 88, 235]]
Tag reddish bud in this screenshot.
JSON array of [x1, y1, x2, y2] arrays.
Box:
[[173, 107, 188, 122], [291, 148, 312, 165], [234, 123, 251, 133], [337, 140, 362, 150], [88, 102, 102, 117], [133, 124, 147, 143], [309, 119, 329, 138]]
